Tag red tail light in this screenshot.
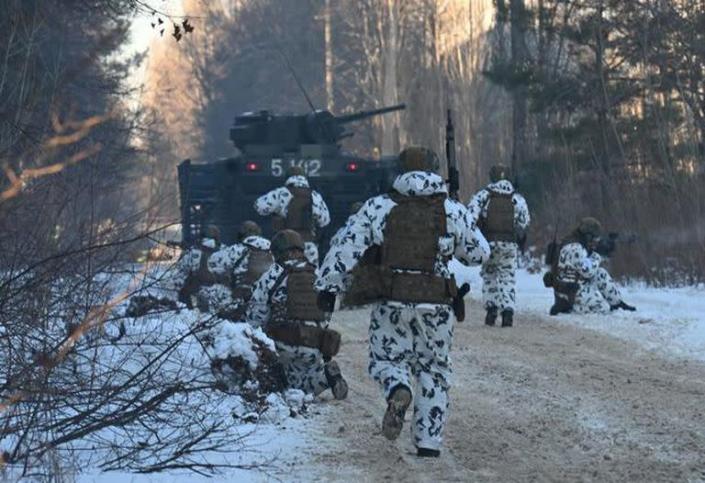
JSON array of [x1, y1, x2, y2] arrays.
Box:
[[245, 161, 260, 172], [346, 161, 360, 172]]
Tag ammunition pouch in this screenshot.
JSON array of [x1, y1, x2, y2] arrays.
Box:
[[266, 323, 341, 358], [552, 279, 579, 313], [543, 271, 554, 288], [388, 271, 455, 305], [346, 265, 455, 306]]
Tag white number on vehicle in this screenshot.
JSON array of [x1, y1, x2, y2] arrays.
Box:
[[270, 159, 323, 177]]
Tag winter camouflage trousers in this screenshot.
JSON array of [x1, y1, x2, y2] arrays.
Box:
[[304, 242, 319, 266], [369, 302, 454, 450], [481, 241, 518, 312], [573, 267, 623, 314], [276, 342, 330, 396]]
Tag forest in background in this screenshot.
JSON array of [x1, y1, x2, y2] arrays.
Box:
[[1, 0, 705, 478], [147, 0, 705, 284]]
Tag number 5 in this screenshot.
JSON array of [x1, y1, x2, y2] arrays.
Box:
[[271, 159, 283, 177]]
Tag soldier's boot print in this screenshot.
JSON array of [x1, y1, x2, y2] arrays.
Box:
[[501, 308, 513, 327], [324, 360, 349, 400], [382, 385, 412, 441], [485, 305, 498, 326]]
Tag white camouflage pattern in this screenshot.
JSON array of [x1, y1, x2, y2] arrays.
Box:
[[468, 179, 530, 312], [245, 259, 333, 396], [316, 171, 490, 450], [480, 241, 518, 311], [254, 175, 330, 265], [558, 242, 623, 314]]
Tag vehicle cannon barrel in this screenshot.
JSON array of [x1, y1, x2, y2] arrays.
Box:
[[336, 103, 406, 124]]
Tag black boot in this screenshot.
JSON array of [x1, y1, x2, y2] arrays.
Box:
[[611, 301, 636, 312], [485, 307, 498, 326], [501, 309, 514, 327], [324, 360, 349, 400], [417, 447, 441, 458]]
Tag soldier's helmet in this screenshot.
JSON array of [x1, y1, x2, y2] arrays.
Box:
[[237, 220, 262, 241], [576, 217, 603, 240], [271, 229, 305, 262], [489, 165, 511, 183], [287, 166, 305, 178], [398, 146, 440, 173], [202, 224, 221, 242]]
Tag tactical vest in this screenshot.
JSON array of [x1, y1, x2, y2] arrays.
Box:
[[230, 247, 274, 319], [178, 245, 226, 307], [480, 191, 516, 242], [378, 193, 455, 304], [270, 263, 327, 324], [285, 187, 314, 242]]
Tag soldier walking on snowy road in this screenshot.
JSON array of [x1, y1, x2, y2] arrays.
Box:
[[468, 165, 530, 327], [245, 230, 348, 399], [254, 166, 330, 265], [315, 147, 489, 457]]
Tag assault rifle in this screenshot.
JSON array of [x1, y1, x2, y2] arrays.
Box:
[[445, 109, 460, 200], [595, 232, 638, 257]]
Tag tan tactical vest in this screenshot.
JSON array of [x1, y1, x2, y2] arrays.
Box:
[[270, 263, 327, 324], [378, 193, 455, 304], [285, 187, 314, 242], [480, 191, 516, 242], [179, 245, 226, 306], [230, 247, 274, 318]]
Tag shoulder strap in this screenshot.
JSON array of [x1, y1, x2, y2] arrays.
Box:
[[267, 267, 289, 305]]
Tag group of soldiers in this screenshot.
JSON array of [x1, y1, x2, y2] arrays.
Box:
[[172, 149, 636, 458]]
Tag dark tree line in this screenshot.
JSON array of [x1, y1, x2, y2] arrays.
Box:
[[486, 0, 705, 282]]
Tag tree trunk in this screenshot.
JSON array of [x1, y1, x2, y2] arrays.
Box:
[[324, 0, 334, 111], [381, 0, 400, 155], [510, 0, 528, 175]]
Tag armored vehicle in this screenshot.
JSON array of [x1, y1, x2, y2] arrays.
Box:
[[178, 104, 405, 246]]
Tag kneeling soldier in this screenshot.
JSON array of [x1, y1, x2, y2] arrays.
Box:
[[245, 229, 348, 399], [547, 217, 636, 315]]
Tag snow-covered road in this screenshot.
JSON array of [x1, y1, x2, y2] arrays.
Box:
[[301, 300, 705, 482], [452, 262, 705, 363], [78, 267, 705, 482]]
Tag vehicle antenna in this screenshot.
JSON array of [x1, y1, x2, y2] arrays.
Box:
[[276, 44, 317, 114]]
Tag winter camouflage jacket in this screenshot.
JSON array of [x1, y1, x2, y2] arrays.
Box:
[[557, 242, 603, 283], [208, 235, 271, 278], [467, 179, 530, 234], [254, 175, 330, 230], [315, 171, 490, 294]]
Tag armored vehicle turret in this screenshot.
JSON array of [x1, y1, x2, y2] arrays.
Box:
[[178, 104, 405, 246]]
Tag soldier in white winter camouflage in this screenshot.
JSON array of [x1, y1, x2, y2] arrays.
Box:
[[245, 229, 348, 399], [174, 225, 230, 313], [254, 166, 330, 265], [468, 165, 530, 327], [316, 147, 490, 458], [547, 217, 636, 315]]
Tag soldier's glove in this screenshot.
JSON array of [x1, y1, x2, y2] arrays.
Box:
[[317, 291, 336, 312], [458, 283, 470, 299]]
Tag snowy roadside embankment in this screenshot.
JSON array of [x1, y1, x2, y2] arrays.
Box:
[[451, 259, 705, 362]]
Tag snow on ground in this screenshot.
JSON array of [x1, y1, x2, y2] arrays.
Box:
[[451, 259, 705, 362], [77, 414, 320, 483]]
